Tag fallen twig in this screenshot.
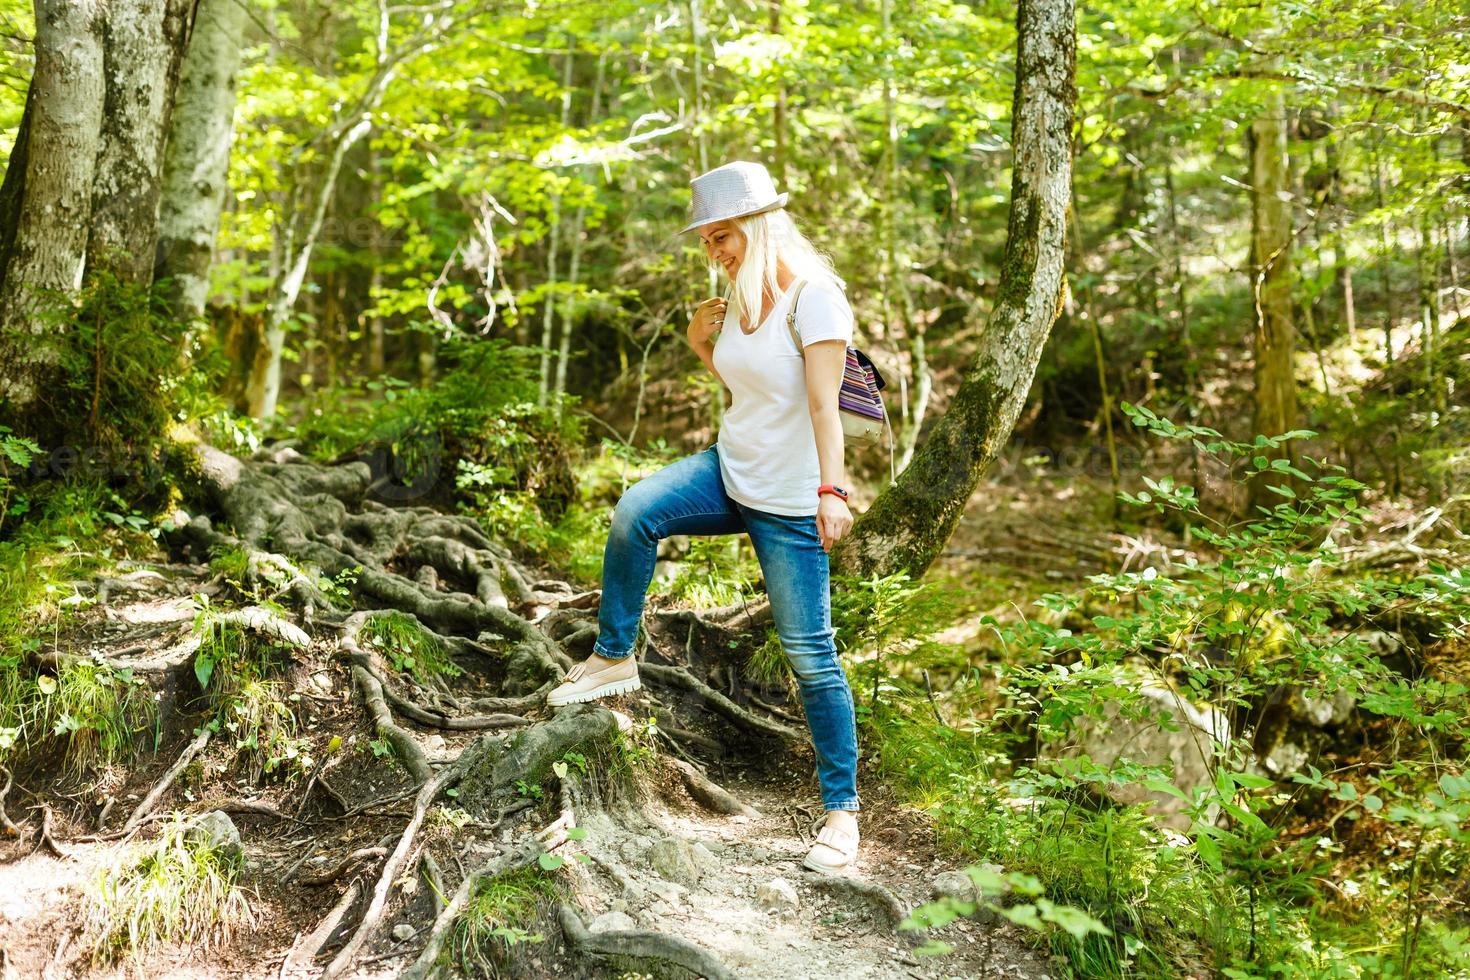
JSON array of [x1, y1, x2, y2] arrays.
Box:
[[120, 726, 213, 834]]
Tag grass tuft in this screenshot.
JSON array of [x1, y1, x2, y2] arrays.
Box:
[[81, 812, 256, 965], [362, 611, 460, 684], [449, 865, 563, 975]]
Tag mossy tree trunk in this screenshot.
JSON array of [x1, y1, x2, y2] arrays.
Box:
[[0, 0, 191, 422], [0, 1, 105, 414], [1246, 90, 1301, 512], [832, 0, 1076, 581]]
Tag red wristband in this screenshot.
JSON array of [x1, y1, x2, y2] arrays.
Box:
[[817, 484, 849, 501]]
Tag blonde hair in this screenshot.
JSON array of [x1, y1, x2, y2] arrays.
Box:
[[712, 208, 846, 331]]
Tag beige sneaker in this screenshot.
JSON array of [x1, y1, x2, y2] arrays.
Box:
[[802, 813, 860, 873], [546, 654, 641, 706]]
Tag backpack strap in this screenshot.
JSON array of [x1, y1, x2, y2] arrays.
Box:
[[785, 278, 810, 355]]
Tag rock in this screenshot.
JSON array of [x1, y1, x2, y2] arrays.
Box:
[[646, 880, 686, 909], [392, 924, 417, 942], [756, 877, 799, 911], [1043, 666, 1229, 830], [588, 910, 638, 933], [647, 837, 703, 887], [186, 811, 243, 869], [930, 870, 979, 905], [310, 671, 334, 693], [424, 734, 448, 755], [690, 841, 720, 874]]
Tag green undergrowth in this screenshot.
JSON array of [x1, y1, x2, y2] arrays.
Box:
[[192, 609, 312, 783], [448, 865, 567, 975], [0, 478, 163, 777], [362, 610, 460, 685], [851, 405, 1470, 979], [81, 812, 255, 965]]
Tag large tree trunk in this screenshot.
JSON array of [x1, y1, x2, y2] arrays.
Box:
[[85, 0, 195, 284], [1246, 91, 1300, 510], [156, 0, 247, 322], [832, 0, 1076, 581], [0, 0, 105, 414]]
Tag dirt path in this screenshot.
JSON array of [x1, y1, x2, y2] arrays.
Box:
[[0, 443, 1063, 979]]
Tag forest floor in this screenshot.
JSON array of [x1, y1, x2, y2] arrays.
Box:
[[0, 453, 1063, 980]]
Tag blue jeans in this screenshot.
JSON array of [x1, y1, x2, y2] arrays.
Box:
[[594, 446, 860, 812]]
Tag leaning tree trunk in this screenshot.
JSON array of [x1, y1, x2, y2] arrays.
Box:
[[156, 0, 247, 322], [0, 0, 105, 416], [85, 0, 195, 285], [832, 0, 1076, 581], [1246, 90, 1301, 511]]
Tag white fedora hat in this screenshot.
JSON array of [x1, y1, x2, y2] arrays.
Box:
[[679, 160, 789, 235]]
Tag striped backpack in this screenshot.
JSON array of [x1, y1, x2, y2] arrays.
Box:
[[783, 278, 895, 482]]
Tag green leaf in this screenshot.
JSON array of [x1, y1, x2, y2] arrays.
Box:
[[538, 852, 564, 871], [1195, 832, 1222, 871], [195, 652, 215, 689]]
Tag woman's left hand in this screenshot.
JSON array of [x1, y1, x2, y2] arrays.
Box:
[[816, 494, 853, 553]]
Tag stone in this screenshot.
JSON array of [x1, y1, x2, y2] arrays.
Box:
[[1291, 686, 1355, 728], [647, 837, 702, 887], [690, 841, 720, 874], [392, 924, 417, 942], [756, 877, 799, 911], [646, 880, 686, 909], [930, 870, 979, 905], [588, 910, 638, 933], [185, 811, 243, 869], [1043, 666, 1229, 830]]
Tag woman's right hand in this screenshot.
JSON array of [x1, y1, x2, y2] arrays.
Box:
[[687, 296, 727, 347]]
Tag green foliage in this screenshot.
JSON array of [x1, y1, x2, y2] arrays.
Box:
[[0, 481, 160, 776], [191, 608, 312, 783], [1, 272, 190, 493], [655, 536, 761, 608], [832, 570, 964, 717], [448, 866, 563, 975], [362, 611, 460, 684], [81, 812, 255, 965], [953, 404, 1470, 977]]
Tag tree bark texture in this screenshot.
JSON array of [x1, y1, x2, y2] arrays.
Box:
[[0, 0, 105, 412], [832, 0, 1076, 581], [156, 0, 246, 321], [86, 0, 195, 284], [1246, 91, 1300, 509]]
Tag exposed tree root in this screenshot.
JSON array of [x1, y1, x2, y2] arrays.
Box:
[[282, 879, 361, 975], [639, 662, 802, 741], [0, 767, 22, 837], [668, 757, 760, 817], [397, 835, 551, 980], [806, 873, 922, 938], [321, 734, 496, 980], [348, 650, 529, 731], [299, 846, 389, 887], [120, 726, 213, 834], [352, 665, 435, 785], [555, 901, 740, 980]]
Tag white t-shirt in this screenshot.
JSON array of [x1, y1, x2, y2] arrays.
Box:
[[711, 277, 855, 516]]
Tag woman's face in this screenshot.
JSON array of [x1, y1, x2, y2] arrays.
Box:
[[697, 220, 744, 277]]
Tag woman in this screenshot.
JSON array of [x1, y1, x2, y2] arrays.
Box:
[[546, 161, 861, 874]]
